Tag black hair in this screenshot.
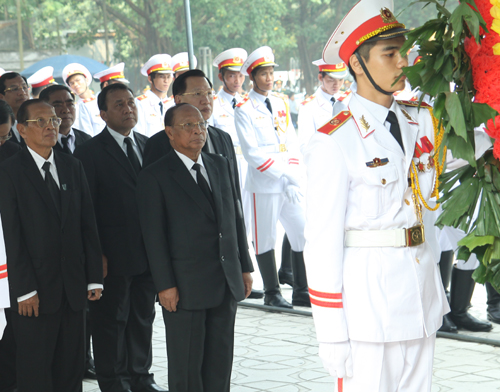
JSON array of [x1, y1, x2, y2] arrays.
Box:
[[17, 99, 52, 124], [172, 69, 213, 97], [347, 40, 377, 81], [164, 103, 191, 127], [39, 85, 75, 102], [32, 86, 47, 98], [0, 72, 28, 95], [98, 83, 134, 111], [0, 100, 15, 125]]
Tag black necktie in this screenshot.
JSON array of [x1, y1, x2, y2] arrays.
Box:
[[42, 161, 61, 214], [159, 101, 164, 116], [386, 111, 404, 153], [61, 136, 72, 154], [265, 98, 273, 114], [331, 97, 336, 116], [232, 98, 237, 109], [192, 163, 215, 210], [124, 137, 142, 174]]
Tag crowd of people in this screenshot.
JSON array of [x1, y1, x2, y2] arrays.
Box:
[[1, 0, 500, 391]]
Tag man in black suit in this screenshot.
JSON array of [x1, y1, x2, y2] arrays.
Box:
[[0, 99, 103, 392], [74, 83, 166, 392], [40, 85, 92, 154], [142, 69, 263, 300], [137, 103, 253, 392], [0, 72, 30, 147], [0, 100, 21, 163]]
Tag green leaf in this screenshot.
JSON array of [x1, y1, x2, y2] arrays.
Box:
[[445, 93, 468, 140], [445, 131, 477, 167], [472, 262, 488, 284], [471, 103, 498, 129], [458, 233, 495, 251]]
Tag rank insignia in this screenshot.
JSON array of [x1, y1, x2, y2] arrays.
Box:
[[417, 161, 425, 172], [318, 110, 352, 135], [360, 115, 370, 131], [366, 157, 389, 168]]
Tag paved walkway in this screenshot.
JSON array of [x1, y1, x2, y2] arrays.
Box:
[[83, 284, 500, 392]]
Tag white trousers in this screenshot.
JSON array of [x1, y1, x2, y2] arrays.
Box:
[[236, 154, 253, 238], [251, 192, 306, 255], [338, 333, 436, 392]]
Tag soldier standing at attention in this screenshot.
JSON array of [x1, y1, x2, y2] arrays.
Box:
[[135, 54, 175, 137], [235, 46, 310, 309], [304, 1, 449, 391]]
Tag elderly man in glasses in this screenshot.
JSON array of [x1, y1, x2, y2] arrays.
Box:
[[137, 103, 253, 392], [0, 99, 103, 392], [0, 72, 30, 147]]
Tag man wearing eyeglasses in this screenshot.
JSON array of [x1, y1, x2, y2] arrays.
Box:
[[74, 83, 166, 392], [137, 103, 253, 392], [0, 72, 30, 147], [0, 99, 103, 392]]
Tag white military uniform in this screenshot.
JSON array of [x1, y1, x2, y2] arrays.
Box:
[[78, 96, 104, 136], [62, 63, 95, 132], [135, 90, 174, 137], [235, 89, 305, 254], [0, 213, 9, 339], [305, 93, 450, 391]]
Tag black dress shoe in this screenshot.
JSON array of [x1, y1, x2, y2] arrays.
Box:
[[450, 312, 493, 332], [438, 314, 458, 333], [135, 383, 168, 392], [248, 289, 264, 299], [83, 365, 98, 380], [487, 303, 500, 324], [264, 293, 293, 309]]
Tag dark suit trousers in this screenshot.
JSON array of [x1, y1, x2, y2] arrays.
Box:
[[90, 271, 156, 392], [12, 298, 85, 392], [162, 287, 237, 392], [0, 308, 16, 392]]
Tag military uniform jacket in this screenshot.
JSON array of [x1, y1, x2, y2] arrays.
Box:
[[212, 90, 241, 146], [135, 90, 175, 137], [77, 95, 105, 137], [304, 93, 449, 344], [234, 90, 300, 193]]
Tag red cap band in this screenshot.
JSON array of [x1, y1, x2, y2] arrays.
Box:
[[99, 71, 125, 83], [31, 76, 54, 88], [218, 58, 244, 70]]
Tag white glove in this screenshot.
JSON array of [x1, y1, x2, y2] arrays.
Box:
[[283, 168, 300, 187], [285, 184, 303, 204], [318, 341, 353, 379]]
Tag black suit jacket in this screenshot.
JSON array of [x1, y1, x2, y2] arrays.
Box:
[[142, 125, 242, 201], [53, 128, 92, 154], [0, 148, 103, 313], [137, 150, 253, 310], [0, 140, 21, 163], [8, 125, 26, 148], [74, 127, 149, 276]]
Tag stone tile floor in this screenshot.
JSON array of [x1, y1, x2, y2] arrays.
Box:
[[83, 284, 500, 392]]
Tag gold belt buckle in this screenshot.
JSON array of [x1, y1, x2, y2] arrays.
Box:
[[279, 144, 287, 153], [405, 225, 425, 247]]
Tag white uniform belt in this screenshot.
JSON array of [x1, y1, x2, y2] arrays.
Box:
[[345, 226, 425, 248], [259, 144, 287, 153]]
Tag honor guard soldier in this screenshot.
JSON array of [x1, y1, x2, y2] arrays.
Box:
[[303, 1, 449, 391], [171, 52, 197, 78], [78, 63, 130, 136], [135, 54, 175, 137], [235, 46, 309, 309], [27, 66, 56, 99], [63, 63, 96, 136], [298, 60, 348, 151]]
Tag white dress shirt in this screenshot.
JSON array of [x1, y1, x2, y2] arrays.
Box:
[[18, 147, 102, 302], [107, 127, 143, 165], [174, 149, 212, 190], [58, 129, 76, 153]]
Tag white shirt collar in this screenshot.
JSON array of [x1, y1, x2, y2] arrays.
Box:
[[318, 86, 335, 102], [354, 93, 395, 127], [174, 149, 205, 170], [218, 89, 239, 106], [108, 126, 138, 147], [58, 128, 75, 143], [250, 89, 268, 105], [27, 145, 55, 171]]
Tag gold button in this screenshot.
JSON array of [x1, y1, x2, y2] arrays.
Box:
[[381, 179, 387, 185], [405, 199, 410, 206], [416, 258, 420, 264]]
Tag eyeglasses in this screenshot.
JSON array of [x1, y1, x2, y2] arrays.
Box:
[[179, 90, 214, 99], [174, 121, 208, 132], [4, 85, 30, 94], [25, 117, 62, 128], [0, 132, 12, 144]]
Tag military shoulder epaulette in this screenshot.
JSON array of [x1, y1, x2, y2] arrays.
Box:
[[236, 96, 250, 108], [213, 94, 218, 100], [337, 90, 351, 102], [301, 95, 315, 105], [163, 95, 173, 103], [272, 92, 288, 101], [397, 100, 431, 108], [137, 94, 148, 101], [82, 97, 96, 103], [317, 110, 352, 136]]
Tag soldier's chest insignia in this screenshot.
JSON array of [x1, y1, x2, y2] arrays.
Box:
[[359, 115, 370, 131], [366, 157, 389, 168], [413, 136, 435, 172]]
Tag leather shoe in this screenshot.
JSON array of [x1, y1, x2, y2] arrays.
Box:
[[264, 293, 293, 309], [83, 365, 98, 380], [450, 312, 493, 332], [487, 303, 500, 324], [134, 383, 168, 392], [438, 314, 457, 333], [248, 289, 264, 299]]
